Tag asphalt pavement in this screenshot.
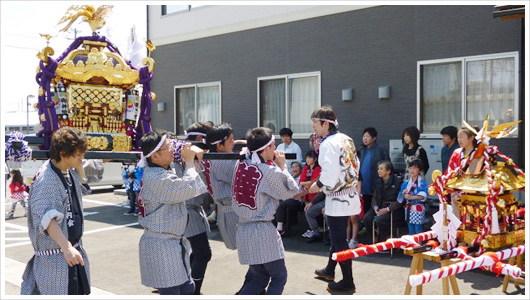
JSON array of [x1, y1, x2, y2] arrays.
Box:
[[3, 187, 526, 297]]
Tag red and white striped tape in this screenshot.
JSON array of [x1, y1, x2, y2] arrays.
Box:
[[409, 245, 525, 287], [332, 231, 437, 261]]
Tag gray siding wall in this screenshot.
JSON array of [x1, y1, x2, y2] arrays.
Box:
[[150, 5, 521, 163]]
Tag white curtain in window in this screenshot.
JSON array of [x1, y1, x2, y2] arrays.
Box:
[[422, 63, 462, 133], [466, 58, 515, 126], [176, 87, 195, 134], [260, 79, 285, 134], [289, 76, 318, 134], [197, 85, 220, 125]]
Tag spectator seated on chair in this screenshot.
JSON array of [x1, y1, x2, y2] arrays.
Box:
[[362, 160, 404, 243], [275, 161, 303, 235], [304, 191, 326, 243]]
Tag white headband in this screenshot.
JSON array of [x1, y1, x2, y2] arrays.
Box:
[[138, 134, 167, 167], [210, 136, 228, 145], [313, 117, 339, 128], [185, 131, 206, 138], [239, 136, 275, 164]]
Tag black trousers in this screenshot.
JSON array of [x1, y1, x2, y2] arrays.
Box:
[[324, 215, 354, 286], [275, 199, 304, 223], [126, 186, 137, 211], [187, 232, 212, 294]]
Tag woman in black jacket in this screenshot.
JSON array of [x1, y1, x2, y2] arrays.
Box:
[[361, 160, 404, 243]]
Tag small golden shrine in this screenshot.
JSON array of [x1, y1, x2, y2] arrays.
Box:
[[449, 162, 525, 250], [430, 117, 525, 251]]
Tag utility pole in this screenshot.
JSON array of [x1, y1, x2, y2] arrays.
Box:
[[66, 28, 80, 40], [26, 95, 35, 134]]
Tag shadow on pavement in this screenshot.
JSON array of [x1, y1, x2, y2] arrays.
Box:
[[90, 186, 117, 194], [82, 204, 142, 228]]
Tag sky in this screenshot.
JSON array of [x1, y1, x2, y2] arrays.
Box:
[[0, 1, 147, 124]]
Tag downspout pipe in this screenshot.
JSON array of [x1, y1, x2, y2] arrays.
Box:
[[518, 18, 524, 168]]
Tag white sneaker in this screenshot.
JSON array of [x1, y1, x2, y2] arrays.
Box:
[[349, 239, 359, 249], [302, 230, 314, 238]]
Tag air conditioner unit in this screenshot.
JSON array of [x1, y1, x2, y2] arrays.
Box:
[[389, 139, 445, 184]]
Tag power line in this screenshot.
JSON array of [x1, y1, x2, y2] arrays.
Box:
[[3, 32, 42, 39], [3, 45, 41, 51]]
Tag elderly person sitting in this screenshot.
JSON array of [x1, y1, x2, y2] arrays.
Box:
[[361, 160, 404, 243]]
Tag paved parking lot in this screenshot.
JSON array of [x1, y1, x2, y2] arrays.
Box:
[[3, 187, 525, 296]]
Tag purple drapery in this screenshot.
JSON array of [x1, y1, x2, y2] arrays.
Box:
[[135, 66, 153, 149], [35, 34, 141, 149], [35, 57, 58, 150]]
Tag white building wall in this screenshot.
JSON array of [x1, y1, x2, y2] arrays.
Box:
[[148, 5, 376, 46]]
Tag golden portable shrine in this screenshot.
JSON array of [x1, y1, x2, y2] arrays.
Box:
[[33, 5, 156, 152]]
